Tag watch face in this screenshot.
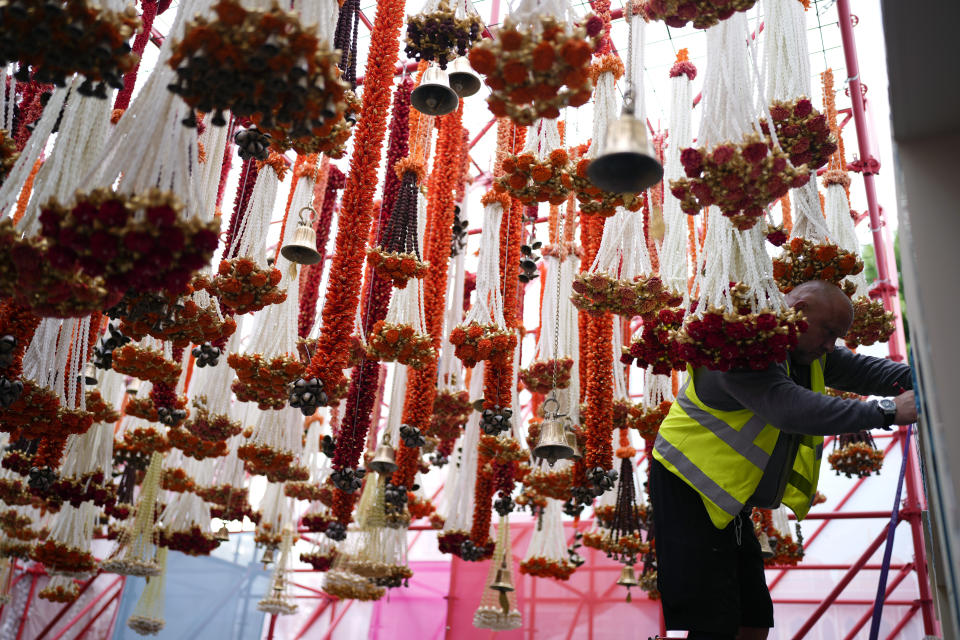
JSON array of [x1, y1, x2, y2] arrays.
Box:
[[879, 398, 896, 412]]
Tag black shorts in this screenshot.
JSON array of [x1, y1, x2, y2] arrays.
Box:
[[649, 459, 774, 636]]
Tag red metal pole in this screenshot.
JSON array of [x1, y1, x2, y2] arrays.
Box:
[[74, 586, 123, 640], [841, 563, 914, 640], [322, 599, 355, 640], [469, 118, 498, 150], [884, 603, 920, 639], [15, 574, 39, 640], [49, 576, 124, 640], [35, 573, 102, 640], [293, 598, 335, 640], [835, 0, 906, 362], [790, 525, 890, 639], [266, 613, 278, 640]]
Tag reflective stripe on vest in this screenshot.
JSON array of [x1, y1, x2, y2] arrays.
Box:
[[653, 358, 826, 529]]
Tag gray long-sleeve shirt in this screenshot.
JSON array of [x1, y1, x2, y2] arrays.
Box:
[[691, 346, 912, 508]]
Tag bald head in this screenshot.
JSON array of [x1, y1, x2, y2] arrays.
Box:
[[785, 280, 854, 364]]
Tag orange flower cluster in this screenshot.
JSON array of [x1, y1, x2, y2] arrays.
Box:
[[428, 389, 471, 440], [572, 273, 682, 318], [168, 0, 353, 155], [168, 428, 227, 460], [365, 247, 430, 288], [670, 132, 811, 230], [121, 291, 237, 348], [448, 322, 517, 368], [773, 237, 863, 293], [125, 395, 187, 424], [468, 14, 602, 124], [199, 258, 285, 316], [845, 297, 895, 348], [520, 556, 577, 580], [228, 352, 304, 409], [283, 481, 324, 502], [408, 493, 436, 521], [365, 320, 436, 370], [634, 401, 673, 441], [39, 581, 80, 603], [302, 0, 406, 404], [112, 344, 181, 385], [582, 530, 648, 557], [523, 466, 574, 501], [477, 435, 528, 463], [237, 444, 308, 483], [828, 440, 884, 479], [0, 129, 18, 187], [31, 540, 96, 574], [493, 150, 572, 205], [826, 387, 862, 401], [183, 404, 241, 441], [612, 398, 643, 433], [569, 144, 644, 218], [119, 426, 170, 456], [752, 509, 804, 567], [519, 357, 574, 394], [161, 467, 195, 493], [85, 390, 119, 424]]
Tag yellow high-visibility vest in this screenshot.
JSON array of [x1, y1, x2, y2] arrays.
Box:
[[652, 358, 825, 529]]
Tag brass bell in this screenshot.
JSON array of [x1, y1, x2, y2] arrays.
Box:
[[368, 433, 398, 475], [448, 56, 481, 98], [758, 531, 774, 559], [260, 546, 275, 567], [215, 524, 230, 541], [280, 207, 322, 265], [534, 399, 574, 466], [489, 558, 514, 593], [617, 564, 641, 602], [411, 66, 459, 116], [81, 362, 98, 385], [587, 94, 664, 194], [125, 378, 141, 396], [565, 426, 582, 460]]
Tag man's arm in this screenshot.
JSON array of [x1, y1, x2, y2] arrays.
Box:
[[824, 346, 912, 396], [713, 364, 889, 436]]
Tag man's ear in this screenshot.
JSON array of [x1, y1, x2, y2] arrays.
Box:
[[791, 298, 808, 312]]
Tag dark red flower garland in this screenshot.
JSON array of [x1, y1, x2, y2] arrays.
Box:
[[302, 0, 406, 402], [113, 0, 159, 113], [329, 79, 413, 524], [222, 158, 259, 261]]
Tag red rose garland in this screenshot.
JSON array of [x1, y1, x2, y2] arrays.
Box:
[[642, 0, 758, 29], [760, 98, 838, 171], [302, 0, 406, 403], [622, 307, 687, 375], [845, 298, 895, 348]]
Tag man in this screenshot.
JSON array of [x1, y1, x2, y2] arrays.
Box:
[[650, 280, 917, 640]]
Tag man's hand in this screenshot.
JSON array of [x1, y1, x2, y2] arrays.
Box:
[[894, 390, 917, 425]]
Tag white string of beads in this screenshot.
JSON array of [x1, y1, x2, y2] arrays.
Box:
[[660, 66, 695, 296], [441, 360, 484, 535], [462, 202, 506, 329]]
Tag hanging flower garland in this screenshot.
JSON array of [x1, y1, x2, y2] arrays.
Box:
[[642, 0, 757, 30], [622, 306, 687, 375], [828, 430, 884, 478], [0, 1, 140, 93], [115, 284, 237, 349], [168, 0, 352, 155], [156, 491, 220, 556], [494, 146, 572, 206], [405, 0, 484, 69], [299, 0, 407, 406], [772, 237, 863, 294], [468, 1, 603, 124], [752, 507, 804, 566], [520, 499, 577, 580], [760, 98, 838, 171], [846, 298, 895, 348], [299, 165, 346, 338]]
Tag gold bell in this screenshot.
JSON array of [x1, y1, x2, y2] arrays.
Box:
[[565, 426, 582, 460], [125, 378, 141, 396], [448, 56, 481, 98], [587, 95, 664, 193], [616, 564, 640, 589], [534, 399, 574, 467], [489, 557, 515, 593], [411, 65, 459, 116], [368, 434, 398, 475], [81, 362, 98, 385], [758, 531, 774, 559], [215, 524, 230, 541], [260, 546, 275, 567], [280, 207, 322, 265]]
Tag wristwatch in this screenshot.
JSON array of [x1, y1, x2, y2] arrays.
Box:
[[877, 397, 897, 428]]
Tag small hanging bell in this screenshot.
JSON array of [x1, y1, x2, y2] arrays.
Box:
[[260, 546, 276, 567], [587, 93, 664, 194], [489, 558, 515, 593], [758, 531, 774, 559], [125, 378, 141, 396], [215, 524, 230, 541], [533, 398, 573, 466], [447, 56, 482, 98], [617, 564, 640, 602], [281, 207, 323, 265], [368, 433, 398, 475], [81, 362, 98, 386], [411, 66, 460, 116]]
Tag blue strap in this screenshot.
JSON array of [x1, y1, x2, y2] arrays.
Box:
[[868, 424, 913, 640]]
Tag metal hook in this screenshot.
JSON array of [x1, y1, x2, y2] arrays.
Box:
[[298, 206, 316, 226]]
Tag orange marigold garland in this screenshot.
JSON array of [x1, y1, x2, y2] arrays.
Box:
[[198, 257, 285, 316], [111, 342, 181, 386], [828, 430, 884, 478], [299, 0, 407, 407], [228, 353, 305, 410], [772, 237, 863, 294], [494, 148, 572, 206]]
